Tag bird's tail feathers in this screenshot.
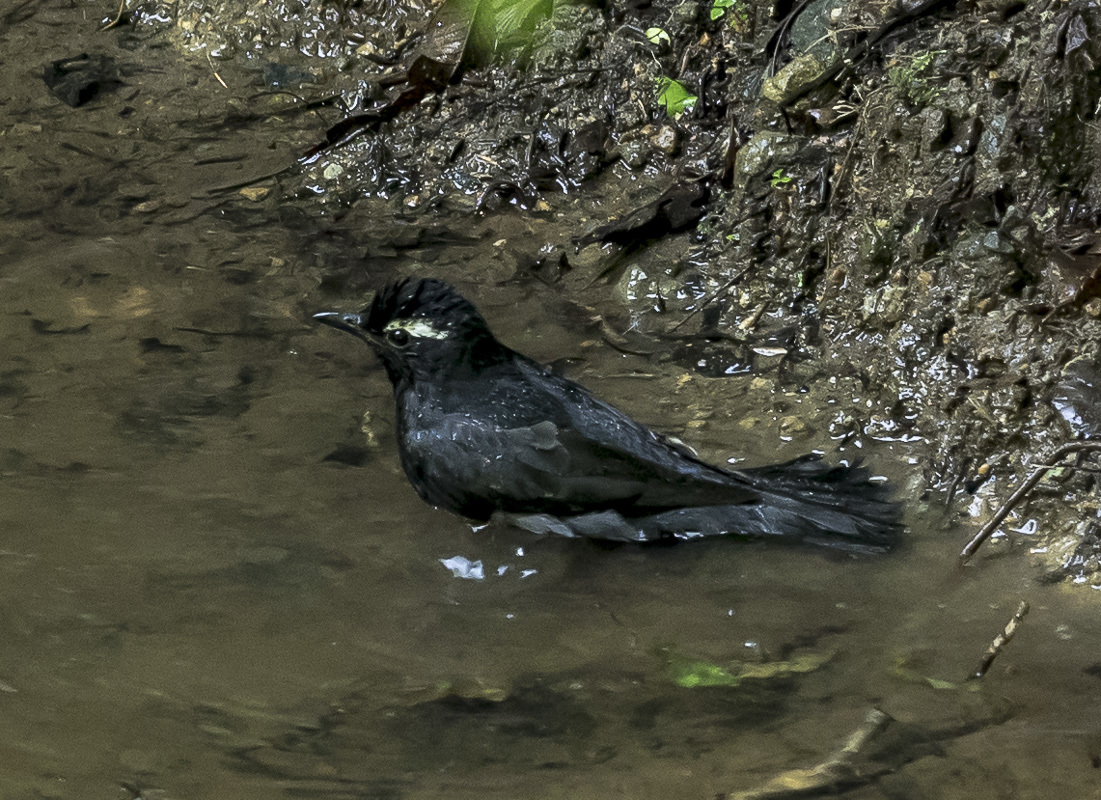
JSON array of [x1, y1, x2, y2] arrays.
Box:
[[737, 454, 900, 551], [501, 455, 901, 551]]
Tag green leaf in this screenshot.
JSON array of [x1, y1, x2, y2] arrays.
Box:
[[656, 77, 697, 116], [667, 651, 832, 689], [644, 27, 670, 46], [710, 0, 734, 19], [669, 657, 741, 688], [770, 168, 792, 188], [494, 0, 541, 36]]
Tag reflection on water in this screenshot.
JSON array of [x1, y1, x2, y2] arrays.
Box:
[[2, 12, 1100, 800]]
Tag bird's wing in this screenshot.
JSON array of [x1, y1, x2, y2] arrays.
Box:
[[515, 358, 761, 504], [409, 361, 760, 516], [407, 415, 757, 516]]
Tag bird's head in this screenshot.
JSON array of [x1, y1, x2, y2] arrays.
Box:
[[314, 278, 508, 386]]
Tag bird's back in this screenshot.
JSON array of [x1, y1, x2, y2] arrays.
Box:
[[395, 355, 761, 520]]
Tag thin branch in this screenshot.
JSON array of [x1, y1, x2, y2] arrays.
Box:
[[100, 0, 126, 30], [729, 708, 892, 800], [969, 601, 1030, 680], [667, 263, 753, 333], [206, 51, 228, 89], [958, 441, 1101, 564]]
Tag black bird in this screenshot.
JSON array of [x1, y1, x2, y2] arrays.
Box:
[[314, 278, 899, 550]]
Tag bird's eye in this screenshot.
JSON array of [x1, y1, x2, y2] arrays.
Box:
[[385, 327, 411, 347]]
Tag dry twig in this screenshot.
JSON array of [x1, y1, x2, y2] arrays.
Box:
[[729, 708, 892, 800], [100, 0, 126, 30], [969, 600, 1030, 680], [667, 264, 754, 333], [958, 441, 1101, 564]]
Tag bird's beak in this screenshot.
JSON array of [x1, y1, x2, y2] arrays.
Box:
[[313, 311, 376, 344]]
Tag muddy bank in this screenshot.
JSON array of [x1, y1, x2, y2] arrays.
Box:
[[26, 0, 1101, 580]]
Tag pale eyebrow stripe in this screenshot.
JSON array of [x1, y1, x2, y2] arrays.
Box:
[[383, 318, 450, 340]]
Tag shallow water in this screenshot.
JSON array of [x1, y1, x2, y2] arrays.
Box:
[[3, 10, 1101, 800]]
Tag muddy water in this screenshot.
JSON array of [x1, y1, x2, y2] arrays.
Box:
[[3, 12, 1101, 800]]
